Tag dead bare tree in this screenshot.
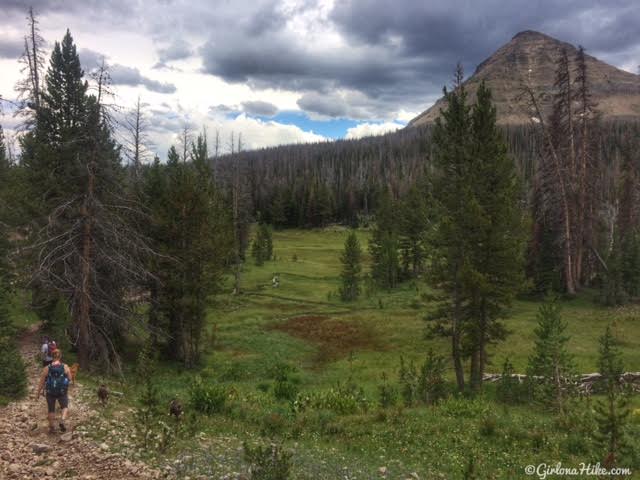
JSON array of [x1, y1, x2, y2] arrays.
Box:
[[520, 47, 602, 294], [179, 123, 193, 163], [16, 7, 45, 122], [122, 97, 152, 177]]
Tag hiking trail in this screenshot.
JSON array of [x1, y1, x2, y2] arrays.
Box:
[[0, 324, 162, 479]]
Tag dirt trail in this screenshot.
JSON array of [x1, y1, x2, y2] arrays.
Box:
[[0, 324, 161, 479]]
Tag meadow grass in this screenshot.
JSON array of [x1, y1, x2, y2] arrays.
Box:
[[144, 228, 640, 478], [11, 227, 640, 478]]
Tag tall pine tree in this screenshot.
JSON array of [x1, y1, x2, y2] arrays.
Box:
[[25, 31, 151, 369], [339, 231, 363, 301], [466, 82, 527, 391], [369, 191, 400, 290], [426, 64, 472, 391], [145, 135, 233, 366]]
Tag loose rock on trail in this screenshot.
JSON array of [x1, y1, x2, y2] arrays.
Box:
[[0, 324, 161, 479]]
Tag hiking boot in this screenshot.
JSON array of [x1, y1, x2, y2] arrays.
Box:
[[48, 426, 56, 434], [59, 422, 66, 433]]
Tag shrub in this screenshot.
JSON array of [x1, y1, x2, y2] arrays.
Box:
[[260, 411, 289, 437], [528, 429, 547, 452], [378, 372, 398, 409], [440, 396, 490, 419], [293, 383, 369, 415], [418, 349, 447, 405], [244, 442, 292, 480], [479, 414, 498, 437], [133, 341, 162, 449], [496, 358, 527, 405], [398, 356, 418, 406], [189, 376, 227, 414], [0, 339, 27, 400], [274, 379, 299, 402], [271, 362, 300, 402], [462, 455, 478, 480]]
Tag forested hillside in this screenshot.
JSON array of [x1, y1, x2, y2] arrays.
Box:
[[217, 121, 640, 228]]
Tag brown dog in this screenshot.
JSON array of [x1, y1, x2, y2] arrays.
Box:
[[69, 363, 79, 384]]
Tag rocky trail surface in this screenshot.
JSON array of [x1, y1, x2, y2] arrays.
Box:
[[0, 324, 162, 479]]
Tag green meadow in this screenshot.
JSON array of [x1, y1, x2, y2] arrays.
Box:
[[15, 228, 640, 479]]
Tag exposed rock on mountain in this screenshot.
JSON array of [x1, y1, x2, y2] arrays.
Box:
[[409, 30, 640, 126]]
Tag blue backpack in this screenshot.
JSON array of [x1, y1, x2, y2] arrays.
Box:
[[46, 364, 69, 396]]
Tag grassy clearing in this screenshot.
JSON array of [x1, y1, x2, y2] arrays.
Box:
[[16, 227, 640, 478], [136, 228, 639, 478]]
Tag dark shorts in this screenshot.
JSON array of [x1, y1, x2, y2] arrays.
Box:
[[46, 393, 69, 413]]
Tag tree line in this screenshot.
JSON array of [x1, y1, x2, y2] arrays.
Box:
[[335, 53, 640, 396], [0, 15, 237, 371]]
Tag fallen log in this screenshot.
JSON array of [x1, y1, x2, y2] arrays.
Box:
[[482, 372, 640, 394]]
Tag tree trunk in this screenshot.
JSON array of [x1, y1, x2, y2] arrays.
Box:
[[470, 299, 487, 393], [452, 269, 465, 392], [78, 162, 95, 368]]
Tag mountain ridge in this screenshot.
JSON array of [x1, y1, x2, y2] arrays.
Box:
[[408, 30, 640, 126]]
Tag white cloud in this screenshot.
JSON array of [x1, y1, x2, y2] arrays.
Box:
[[345, 122, 403, 139], [142, 108, 327, 159]]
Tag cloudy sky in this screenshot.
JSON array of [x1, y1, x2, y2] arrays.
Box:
[[1, 0, 639, 159]]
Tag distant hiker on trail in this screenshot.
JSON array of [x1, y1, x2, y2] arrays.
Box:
[[35, 349, 71, 434], [41, 336, 53, 367], [272, 273, 280, 288]]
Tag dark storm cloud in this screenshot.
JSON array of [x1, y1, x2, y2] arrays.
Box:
[[79, 49, 176, 94], [297, 93, 347, 118], [3, 0, 639, 123], [110, 64, 177, 94], [157, 39, 193, 63], [0, 37, 23, 60], [3, 0, 135, 18], [330, 0, 640, 75], [197, 0, 640, 120], [241, 100, 279, 116]]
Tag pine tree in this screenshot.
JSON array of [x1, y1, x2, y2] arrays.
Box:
[[339, 231, 362, 301], [526, 297, 575, 414], [594, 325, 630, 466], [369, 192, 400, 290], [426, 70, 526, 393], [134, 340, 161, 448], [145, 138, 232, 366], [251, 223, 273, 266], [466, 81, 527, 391], [425, 64, 473, 392], [25, 30, 152, 369], [0, 218, 27, 400], [397, 180, 430, 278]]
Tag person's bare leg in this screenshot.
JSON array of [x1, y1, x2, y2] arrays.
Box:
[[48, 412, 56, 433], [59, 407, 68, 432]]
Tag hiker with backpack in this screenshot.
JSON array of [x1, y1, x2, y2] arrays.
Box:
[[35, 348, 72, 433], [41, 336, 53, 367]]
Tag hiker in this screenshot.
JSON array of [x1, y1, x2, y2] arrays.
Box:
[[41, 336, 52, 367], [35, 349, 71, 434]]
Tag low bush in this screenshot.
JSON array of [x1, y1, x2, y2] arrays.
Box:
[[244, 442, 292, 480], [496, 358, 528, 405], [293, 383, 369, 415], [378, 373, 399, 409], [260, 410, 290, 437], [189, 376, 227, 415]]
